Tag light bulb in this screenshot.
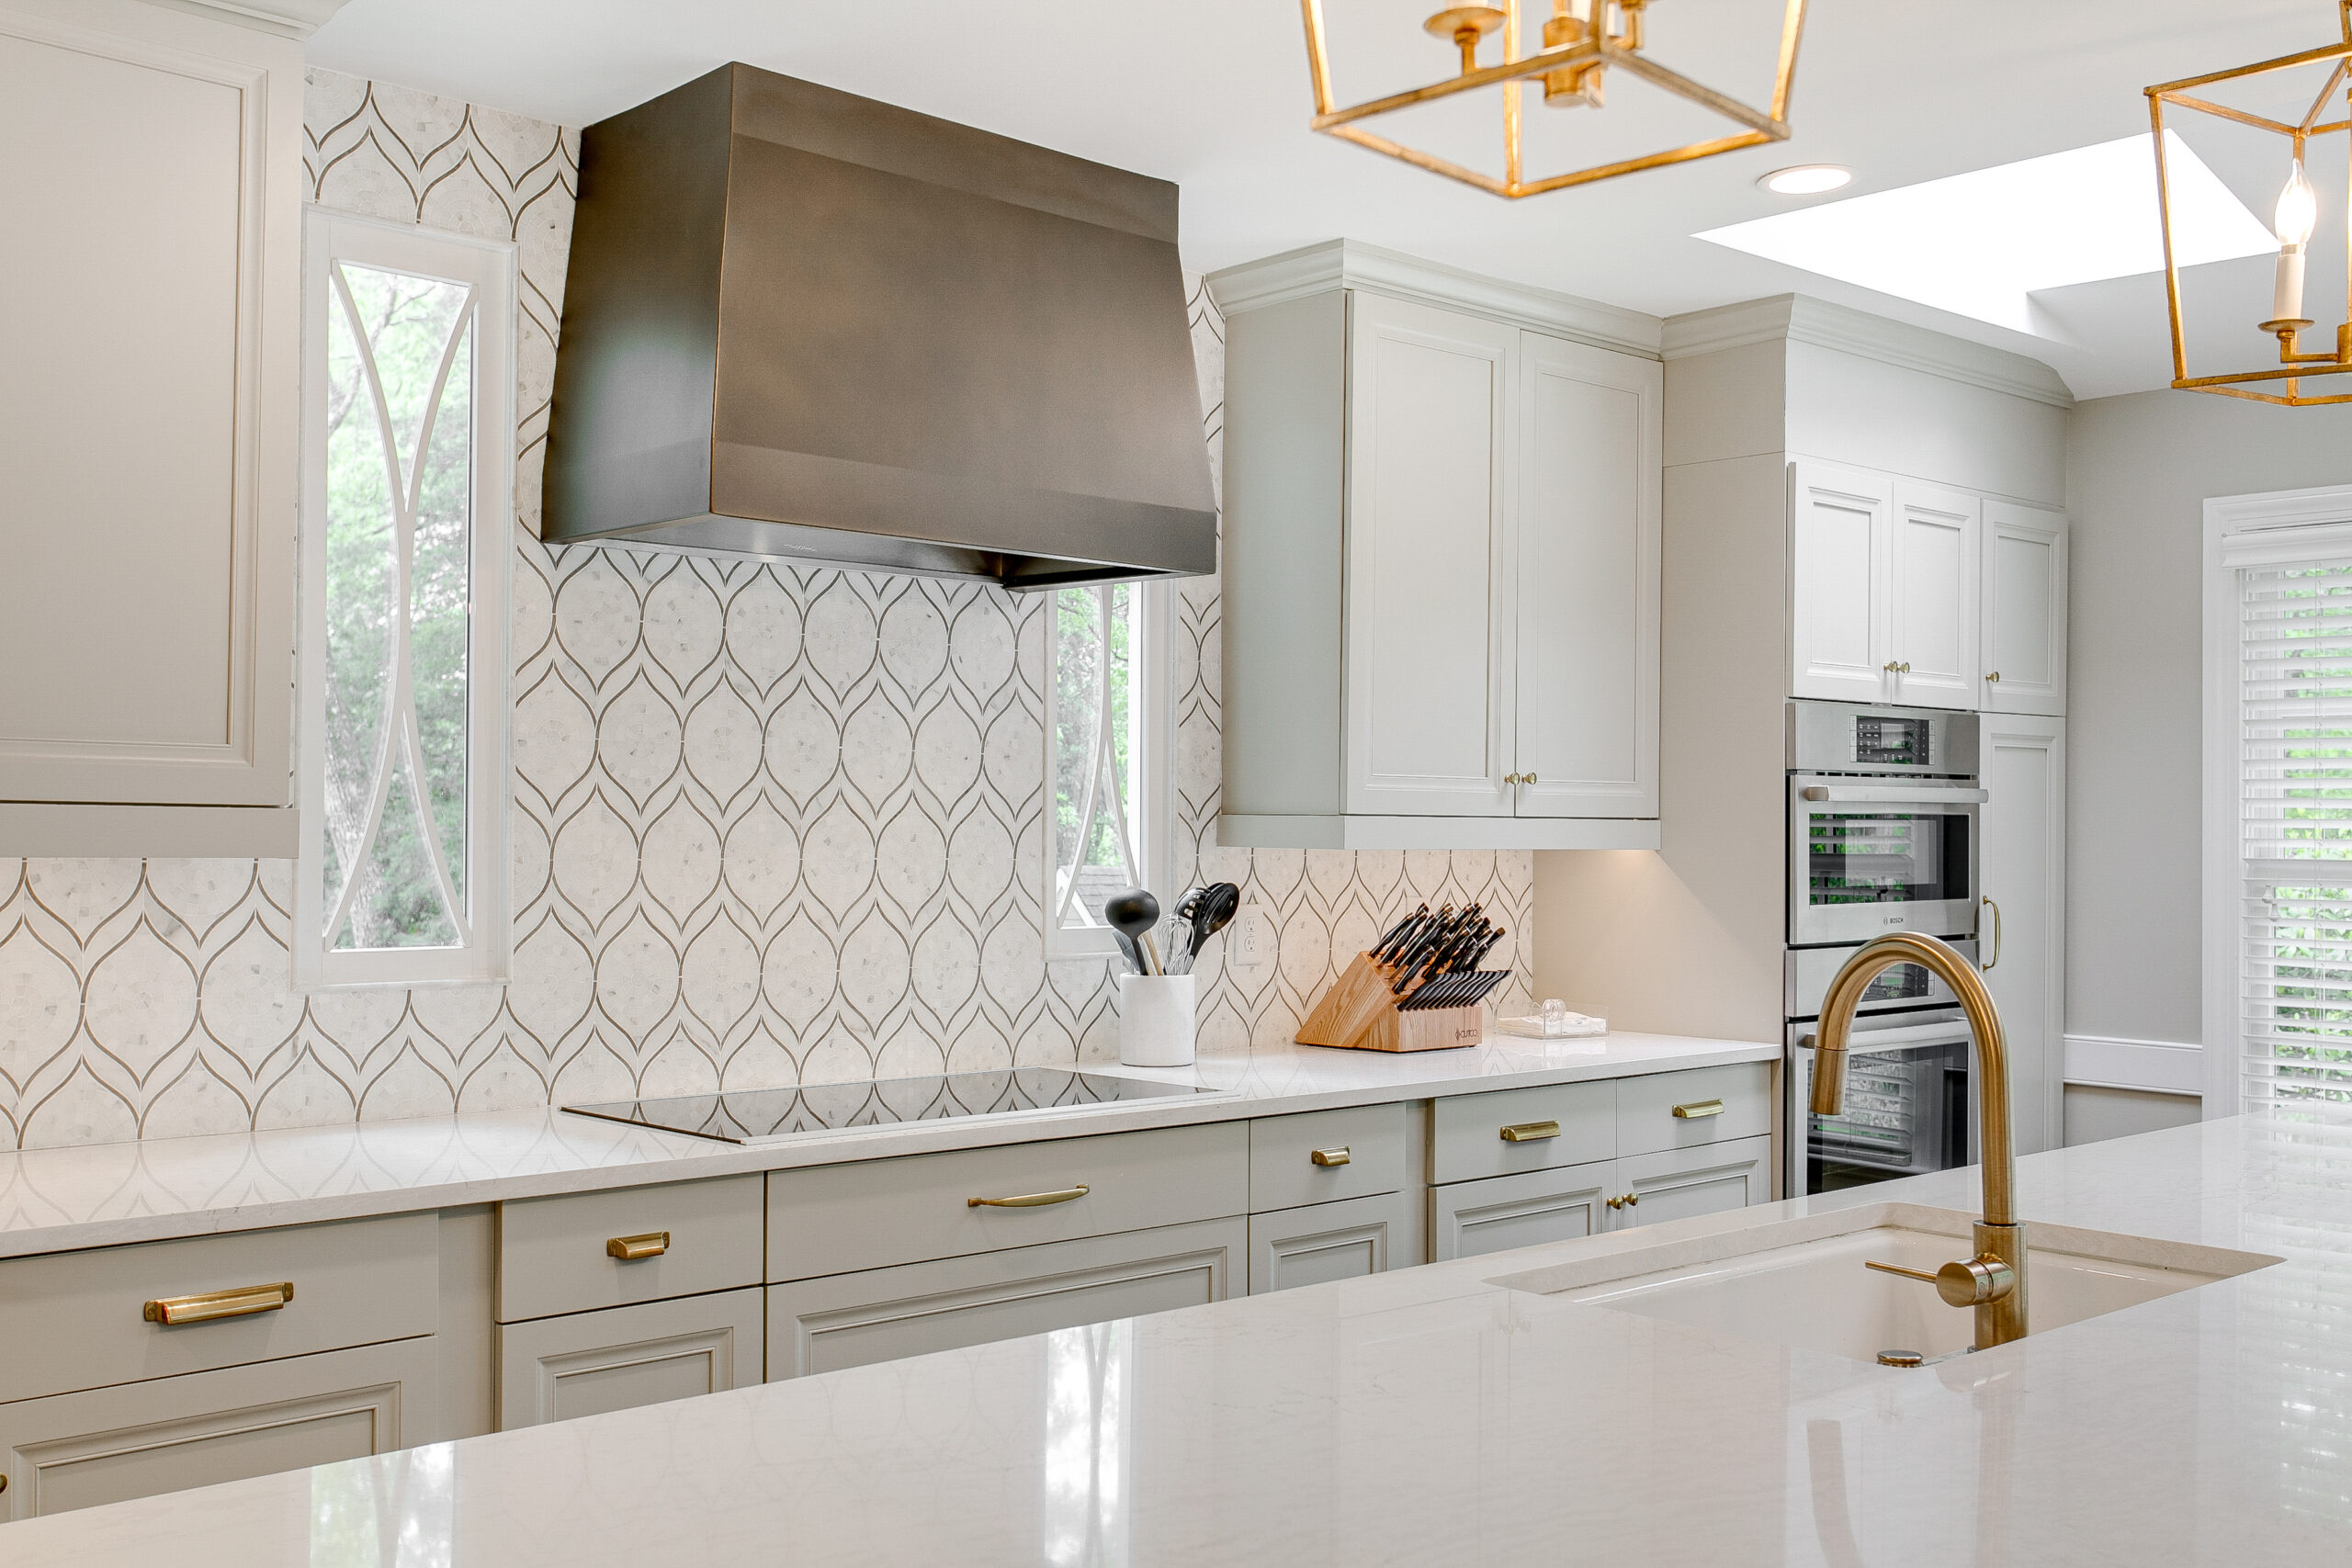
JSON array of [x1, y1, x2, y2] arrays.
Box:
[[2276, 157, 2318, 248]]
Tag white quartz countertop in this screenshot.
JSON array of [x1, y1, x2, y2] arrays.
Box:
[[0, 1032, 1771, 1258], [15, 1111, 2352, 1565]]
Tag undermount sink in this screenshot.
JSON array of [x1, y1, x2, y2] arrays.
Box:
[[1487, 1201, 2281, 1365]]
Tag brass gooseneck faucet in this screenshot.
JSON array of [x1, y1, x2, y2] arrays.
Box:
[[1811, 931, 2027, 1350]]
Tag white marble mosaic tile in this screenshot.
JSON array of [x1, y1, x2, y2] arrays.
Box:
[[0, 76, 1532, 1151]]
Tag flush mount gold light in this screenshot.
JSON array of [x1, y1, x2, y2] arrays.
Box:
[[1299, 0, 1808, 198], [2147, 2, 2352, 405]]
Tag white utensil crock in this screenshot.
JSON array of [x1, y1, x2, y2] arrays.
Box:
[[1119, 973, 1196, 1067]]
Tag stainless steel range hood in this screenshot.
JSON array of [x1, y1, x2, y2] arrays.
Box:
[[543, 64, 1216, 590]]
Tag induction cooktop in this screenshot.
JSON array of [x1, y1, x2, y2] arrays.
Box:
[[563, 1066, 1220, 1145]]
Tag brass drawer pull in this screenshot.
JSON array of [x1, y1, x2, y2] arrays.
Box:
[[968, 1185, 1090, 1208], [1671, 1099, 1725, 1119], [143, 1281, 294, 1325], [1310, 1146, 1351, 1167], [606, 1231, 671, 1261], [1499, 1121, 1561, 1143]]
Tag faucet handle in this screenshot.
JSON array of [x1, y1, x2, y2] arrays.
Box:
[[1865, 1255, 2018, 1310]]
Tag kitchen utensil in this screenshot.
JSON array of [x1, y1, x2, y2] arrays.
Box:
[[1112, 929, 1146, 976], [1104, 888, 1164, 976], [1176, 882, 1239, 974]]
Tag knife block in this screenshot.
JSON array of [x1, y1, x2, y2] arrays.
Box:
[[1295, 952, 1487, 1053]]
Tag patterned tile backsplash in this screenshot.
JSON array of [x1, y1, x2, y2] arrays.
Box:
[[0, 73, 1532, 1152]]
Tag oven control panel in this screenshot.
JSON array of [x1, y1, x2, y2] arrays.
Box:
[[1789, 700, 1980, 776]]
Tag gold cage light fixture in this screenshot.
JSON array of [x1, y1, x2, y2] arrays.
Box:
[[2148, 2, 2352, 404], [1299, 0, 1807, 198]]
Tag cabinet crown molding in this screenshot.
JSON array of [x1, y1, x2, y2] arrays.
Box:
[[132, 0, 348, 39], [1662, 294, 2075, 410], [1206, 240, 1664, 360]]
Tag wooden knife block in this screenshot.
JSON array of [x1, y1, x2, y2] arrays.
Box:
[[1295, 952, 1487, 1053]]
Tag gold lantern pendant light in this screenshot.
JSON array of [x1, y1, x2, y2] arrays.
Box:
[[2146, 3, 2352, 405], [1299, 0, 1808, 198]]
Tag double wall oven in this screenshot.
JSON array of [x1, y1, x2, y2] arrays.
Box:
[[1784, 702, 1986, 1197]]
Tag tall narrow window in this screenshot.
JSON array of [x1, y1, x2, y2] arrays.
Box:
[[296, 212, 514, 987], [1044, 583, 1170, 960], [2209, 489, 2352, 1116]]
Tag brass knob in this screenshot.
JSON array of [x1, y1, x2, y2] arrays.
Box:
[[1606, 1195, 1624, 1210], [1883, 660, 1899, 672], [1985, 671, 2002, 683], [1624, 1191, 1637, 1206], [1524, 773, 1538, 784]]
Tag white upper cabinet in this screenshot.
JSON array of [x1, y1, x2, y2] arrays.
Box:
[[1215, 244, 1663, 851], [1341, 293, 1517, 818], [1981, 501, 2068, 716], [1514, 332, 1662, 820], [1887, 480, 1981, 710], [0, 0, 303, 855], [1788, 461, 1894, 704]]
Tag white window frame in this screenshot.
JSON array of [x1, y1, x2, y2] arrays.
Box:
[[2201, 482, 2352, 1117], [1042, 581, 1174, 963], [294, 209, 515, 989]]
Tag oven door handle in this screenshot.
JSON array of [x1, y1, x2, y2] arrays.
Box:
[[1797, 1021, 1976, 1053], [1799, 784, 1987, 805]]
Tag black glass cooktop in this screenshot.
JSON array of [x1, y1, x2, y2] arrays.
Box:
[[563, 1067, 1218, 1145]]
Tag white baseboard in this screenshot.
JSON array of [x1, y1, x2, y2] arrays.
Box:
[[2063, 1034, 2202, 1097]]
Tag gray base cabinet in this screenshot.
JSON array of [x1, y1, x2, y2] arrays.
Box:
[[1619, 1136, 1773, 1227], [496, 1288, 763, 1429], [1248, 1190, 1417, 1293], [0, 1337, 435, 1520], [766, 1217, 1245, 1380], [1432, 1159, 1616, 1260]]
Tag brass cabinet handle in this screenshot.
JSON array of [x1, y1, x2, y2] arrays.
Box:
[[968, 1185, 1090, 1208], [1310, 1146, 1351, 1167], [143, 1281, 294, 1325], [1499, 1120, 1561, 1143], [1624, 1191, 1638, 1206], [1980, 896, 2003, 971], [606, 1231, 671, 1260], [1671, 1099, 1725, 1119], [1985, 671, 2002, 683], [1606, 1195, 1623, 1210]]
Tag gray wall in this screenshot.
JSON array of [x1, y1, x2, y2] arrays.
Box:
[[2064, 389, 2352, 1047], [2063, 1084, 2201, 1146]]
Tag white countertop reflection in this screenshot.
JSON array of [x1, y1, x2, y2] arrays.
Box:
[[0, 1032, 1774, 1257], [11, 1112, 2352, 1565]]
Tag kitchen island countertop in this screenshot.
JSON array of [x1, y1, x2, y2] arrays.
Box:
[[9, 1111, 2351, 1565]]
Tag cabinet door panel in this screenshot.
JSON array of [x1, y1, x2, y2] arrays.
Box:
[[1343, 292, 1515, 816], [1430, 1159, 1614, 1260], [1514, 333, 1660, 818], [1982, 715, 2064, 1157], [1889, 481, 1981, 709], [1789, 462, 1894, 702], [1248, 1191, 1414, 1294], [0, 7, 295, 806], [497, 1288, 763, 1429], [1614, 1135, 1772, 1230], [0, 1337, 432, 1520], [766, 1218, 1243, 1380], [1983, 502, 2067, 715]]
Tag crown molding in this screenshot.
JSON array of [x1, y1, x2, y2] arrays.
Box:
[[133, 0, 349, 39], [1663, 294, 2075, 408], [1206, 240, 1664, 360]]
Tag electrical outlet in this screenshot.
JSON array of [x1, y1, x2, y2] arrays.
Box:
[[1230, 902, 1272, 968]]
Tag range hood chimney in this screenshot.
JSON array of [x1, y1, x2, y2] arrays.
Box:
[[544, 64, 1216, 590]]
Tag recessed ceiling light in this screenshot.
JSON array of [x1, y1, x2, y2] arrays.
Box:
[[1760, 164, 1853, 196]]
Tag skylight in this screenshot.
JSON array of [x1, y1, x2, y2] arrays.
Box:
[[1695, 133, 2278, 335]]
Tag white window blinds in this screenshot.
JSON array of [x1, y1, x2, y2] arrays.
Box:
[[2239, 552, 2352, 1111]]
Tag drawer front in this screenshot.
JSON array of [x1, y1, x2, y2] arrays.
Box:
[[1248, 1190, 1413, 1294], [0, 1213, 436, 1406], [1430, 1159, 1615, 1261], [0, 1337, 434, 1521], [1249, 1104, 1407, 1213], [1617, 1135, 1774, 1229], [499, 1175, 763, 1324], [1614, 1063, 1773, 1157], [766, 1216, 1245, 1379], [1430, 1080, 1614, 1185], [766, 1121, 1248, 1282], [497, 1287, 763, 1430]]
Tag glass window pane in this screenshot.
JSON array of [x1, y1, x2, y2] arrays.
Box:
[[1052, 584, 1141, 931], [321, 261, 473, 953]]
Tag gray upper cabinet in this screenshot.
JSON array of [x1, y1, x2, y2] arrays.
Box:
[[0, 0, 303, 856], [1213, 243, 1662, 851]]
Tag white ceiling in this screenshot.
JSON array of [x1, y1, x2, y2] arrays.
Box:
[[309, 0, 2343, 400]]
